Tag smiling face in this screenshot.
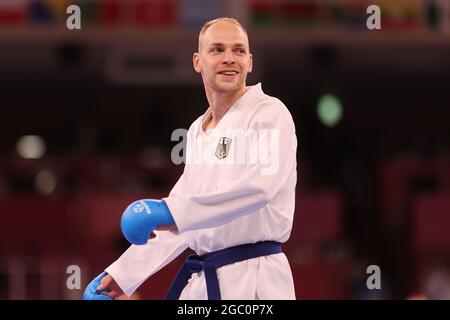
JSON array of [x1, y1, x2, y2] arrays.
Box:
[[193, 20, 253, 95]]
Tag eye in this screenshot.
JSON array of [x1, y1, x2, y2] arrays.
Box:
[[210, 47, 223, 54], [235, 48, 246, 54]]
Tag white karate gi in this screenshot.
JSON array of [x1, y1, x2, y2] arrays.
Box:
[[105, 83, 297, 299]]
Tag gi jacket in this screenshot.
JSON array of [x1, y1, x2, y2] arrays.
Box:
[[106, 83, 297, 299]]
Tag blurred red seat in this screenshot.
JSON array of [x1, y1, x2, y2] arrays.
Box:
[[286, 190, 342, 254], [412, 192, 450, 257], [291, 260, 351, 299], [378, 158, 450, 230], [411, 191, 450, 290], [0, 196, 71, 255]]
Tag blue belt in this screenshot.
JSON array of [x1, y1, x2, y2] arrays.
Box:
[[165, 241, 282, 300]]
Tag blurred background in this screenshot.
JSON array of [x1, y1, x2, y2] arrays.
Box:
[[1, 0, 450, 300]]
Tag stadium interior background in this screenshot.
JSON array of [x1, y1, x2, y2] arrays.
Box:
[[0, 0, 450, 300]]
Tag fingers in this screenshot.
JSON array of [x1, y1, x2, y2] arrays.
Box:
[[96, 274, 118, 298], [102, 290, 119, 299], [97, 274, 125, 298], [97, 274, 112, 291]]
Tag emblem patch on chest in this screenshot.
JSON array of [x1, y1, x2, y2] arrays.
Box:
[[215, 137, 232, 159]]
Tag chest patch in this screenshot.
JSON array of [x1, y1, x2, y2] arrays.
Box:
[[215, 137, 232, 159]]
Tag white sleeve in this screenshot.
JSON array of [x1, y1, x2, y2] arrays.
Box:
[[164, 104, 297, 233], [105, 173, 190, 297]]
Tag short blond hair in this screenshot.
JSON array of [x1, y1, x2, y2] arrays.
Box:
[[198, 17, 249, 51]]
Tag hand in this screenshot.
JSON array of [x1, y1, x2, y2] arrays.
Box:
[[83, 272, 112, 300], [97, 273, 126, 299], [83, 272, 125, 300], [121, 199, 175, 245]]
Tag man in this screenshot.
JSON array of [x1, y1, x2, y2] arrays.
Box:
[[84, 17, 297, 300]]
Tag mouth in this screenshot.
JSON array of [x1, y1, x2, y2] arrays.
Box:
[[217, 70, 240, 77]]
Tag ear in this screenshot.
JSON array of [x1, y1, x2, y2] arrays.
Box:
[[247, 53, 253, 73], [193, 52, 201, 73]]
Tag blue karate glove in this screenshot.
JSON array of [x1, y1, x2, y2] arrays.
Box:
[[83, 272, 112, 300], [121, 199, 175, 245]]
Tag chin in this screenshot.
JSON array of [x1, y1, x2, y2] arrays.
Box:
[[215, 81, 242, 93]]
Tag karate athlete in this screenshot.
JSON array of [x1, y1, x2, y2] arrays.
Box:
[[83, 17, 297, 300]]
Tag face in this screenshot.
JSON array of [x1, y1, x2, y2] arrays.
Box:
[[193, 21, 253, 94]]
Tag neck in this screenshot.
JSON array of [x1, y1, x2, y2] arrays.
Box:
[[204, 86, 247, 128]]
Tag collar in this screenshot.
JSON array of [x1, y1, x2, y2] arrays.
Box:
[[200, 83, 263, 127]]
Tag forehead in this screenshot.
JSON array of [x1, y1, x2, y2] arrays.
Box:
[[201, 21, 249, 48]]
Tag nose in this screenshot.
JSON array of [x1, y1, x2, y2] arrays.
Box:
[[222, 49, 235, 64]]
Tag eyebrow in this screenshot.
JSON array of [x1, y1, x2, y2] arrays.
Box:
[[208, 42, 246, 48]]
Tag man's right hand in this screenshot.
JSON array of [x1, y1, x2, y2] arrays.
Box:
[[121, 199, 175, 245], [83, 272, 125, 300]]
